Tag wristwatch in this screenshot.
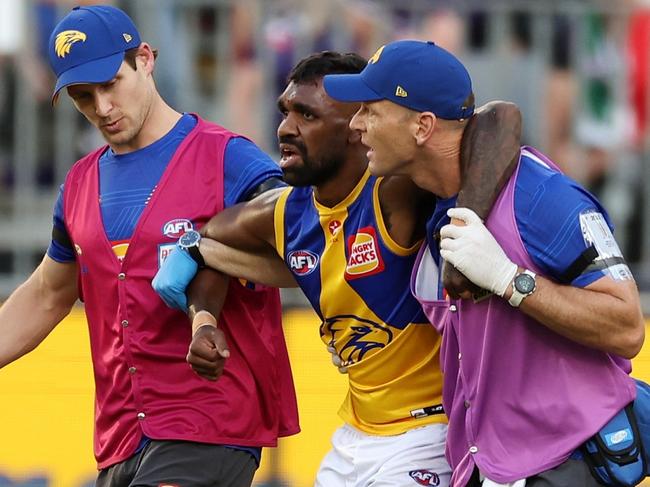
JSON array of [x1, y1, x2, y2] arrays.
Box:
[[508, 269, 537, 308], [178, 230, 205, 269]]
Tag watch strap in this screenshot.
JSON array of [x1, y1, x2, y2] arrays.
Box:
[[508, 269, 536, 308], [187, 244, 205, 269]]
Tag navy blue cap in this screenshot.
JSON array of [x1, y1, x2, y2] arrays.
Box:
[[324, 40, 474, 120], [48, 5, 141, 101]]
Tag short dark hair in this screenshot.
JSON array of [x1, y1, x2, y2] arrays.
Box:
[[288, 51, 367, 84], [123, 46, 159, 70]]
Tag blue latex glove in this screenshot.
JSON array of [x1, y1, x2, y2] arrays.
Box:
[[152, 245, 199, 311]]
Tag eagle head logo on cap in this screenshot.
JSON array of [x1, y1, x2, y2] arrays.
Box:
[[368, 45, 385, 64], [55, 30, 87, 58]]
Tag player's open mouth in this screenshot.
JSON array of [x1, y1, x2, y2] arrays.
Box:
[[279, 144, 302, 168]]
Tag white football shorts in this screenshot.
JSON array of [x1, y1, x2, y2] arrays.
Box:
[[315, 422, 450, 487]]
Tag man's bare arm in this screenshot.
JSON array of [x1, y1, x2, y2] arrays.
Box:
[[457, 101, 521, 215], [441, 207, 644, 358], [153, 187, 292, 310], [444, 101, 522, 298], [187, 269, 230, 327], [194, 187, 297, 285], [199, 239, 297, 288], [199, 188, 283, 251], [0, 256, 78, 368], [509, 275, 644, 359], [182, 189, 296, 382], [184, 269, 232, 381]]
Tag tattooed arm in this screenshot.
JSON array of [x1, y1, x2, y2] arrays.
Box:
[[442, 101, 522, 299]]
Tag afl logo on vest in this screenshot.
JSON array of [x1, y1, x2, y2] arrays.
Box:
[[409, 469, 440, 486], [288, 250, 319, 276], [162, 218, 193, 238], [345, 226, 385, 280]]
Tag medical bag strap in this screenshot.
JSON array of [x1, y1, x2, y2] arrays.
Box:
[[559, 245, 598, 284]]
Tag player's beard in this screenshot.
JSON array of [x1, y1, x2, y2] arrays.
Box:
[[280, 138, 344, 187]]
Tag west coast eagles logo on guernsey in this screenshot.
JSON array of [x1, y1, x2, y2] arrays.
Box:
[[321, 315, 393, 366], [55, 30, 87, 58], [345, 226, 385, 280]]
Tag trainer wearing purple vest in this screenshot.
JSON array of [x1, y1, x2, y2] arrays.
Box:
[[324, 40, 645, 487], [0, 5, 299, 486]]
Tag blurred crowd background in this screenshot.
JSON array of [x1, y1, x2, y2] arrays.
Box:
[[1, 0, 650, 486], [1, 0, 650, 296]]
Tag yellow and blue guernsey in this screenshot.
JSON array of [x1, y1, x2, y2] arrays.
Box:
[[274, 169, 444, 435]]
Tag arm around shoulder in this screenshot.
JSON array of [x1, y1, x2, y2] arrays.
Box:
[[200, 187, 283, 251], [198, 187, 297, 287], [0, 255, 78, 368], [199, 238, 297, 288], [457, 100, 522, 216]]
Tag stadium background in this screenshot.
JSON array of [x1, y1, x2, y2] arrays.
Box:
[[1, 0, 650, 485]]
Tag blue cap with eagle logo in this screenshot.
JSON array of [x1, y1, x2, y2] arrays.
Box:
[[323, 40, 474, 120], [48, 5, 141, 102]]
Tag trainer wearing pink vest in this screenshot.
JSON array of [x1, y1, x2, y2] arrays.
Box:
[[0, 5, 298, 486]]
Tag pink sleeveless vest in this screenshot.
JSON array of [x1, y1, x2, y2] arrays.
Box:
[[412, 147, 635, 485], [63, 117, 299, 469]]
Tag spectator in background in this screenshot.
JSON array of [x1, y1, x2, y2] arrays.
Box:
[[625, 0, 650, 265], [0, 0, 24, 186], [628, 0, 650, 147], [224, 0, 264, 143], [544, 14, 578, 174], [574, 12, 632, 193], [130, 0, 194, 110]]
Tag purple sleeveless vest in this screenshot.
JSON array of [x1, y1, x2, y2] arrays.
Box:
[[411, 146, 635, 485]]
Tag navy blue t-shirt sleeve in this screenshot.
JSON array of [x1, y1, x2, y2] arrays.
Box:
[[47, 184, 76, 263], [223, 137, 283, 207], [515, 159, 618, 288]]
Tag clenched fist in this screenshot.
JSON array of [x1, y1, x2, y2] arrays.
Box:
[[187, 311, 230, 381]]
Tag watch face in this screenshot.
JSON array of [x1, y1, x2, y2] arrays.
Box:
[[179, 230, 200, 248], [514, 273, 536, 294]]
